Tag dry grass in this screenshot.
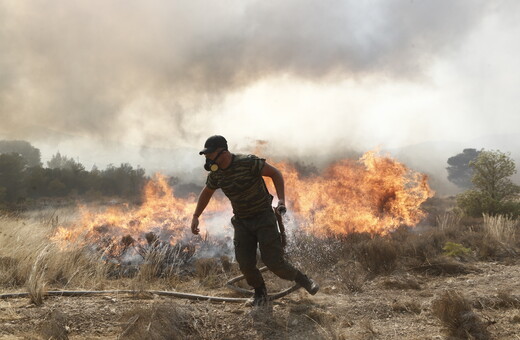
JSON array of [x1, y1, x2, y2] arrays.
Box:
[[474, 290, 520, 310], [0, 209, 202, 297], [437, 211, 463, 230], [382, 274, 421, 290], [39, 310, 69, 340], [409, 256, 478, 276], [0, 212, 111, 294], [194, 257, 223, 288], [432, 290, 491, 340], [2, 198, 520, 339], [136, 245, 173, 282], [288, 212, 519, 290], [353, 236, 398, 276], [335, 260, 366, 293], [287, 301, 353, 340], [483, 213, 518, 244], [27, 246, 48, 306], [357, 318, 378, 340], [119, 303, 196, 340], [391, 299, 421, 314]]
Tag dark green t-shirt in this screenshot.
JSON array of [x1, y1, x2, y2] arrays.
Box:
[[206, 154, 273, 218]]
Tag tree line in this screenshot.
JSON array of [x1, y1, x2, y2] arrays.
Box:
[[0, 140, 146, 209], [2, 140, 519, 217]]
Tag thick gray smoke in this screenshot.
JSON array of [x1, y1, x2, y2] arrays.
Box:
[[0, 0, 489, 147]]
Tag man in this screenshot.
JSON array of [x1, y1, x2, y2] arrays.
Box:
[[191, 135, 319, 306]]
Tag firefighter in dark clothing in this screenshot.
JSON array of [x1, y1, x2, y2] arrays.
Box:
[[190, 135, 319, 306]]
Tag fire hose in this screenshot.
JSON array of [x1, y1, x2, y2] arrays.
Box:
[[0, 266, 301, 303], [0, 210, 301, 303]]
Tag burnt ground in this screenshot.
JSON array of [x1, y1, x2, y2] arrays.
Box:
[[1, 261, 520, 339]]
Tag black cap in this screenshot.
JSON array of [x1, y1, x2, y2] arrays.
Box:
[[199, 135, 228, 155]]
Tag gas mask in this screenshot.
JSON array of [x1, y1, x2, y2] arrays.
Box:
[[204, 149, 227, 172]]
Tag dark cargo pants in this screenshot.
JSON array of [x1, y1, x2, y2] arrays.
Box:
[[231, 210, 299, 289]]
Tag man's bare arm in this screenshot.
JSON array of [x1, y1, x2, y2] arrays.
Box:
[[194, 186, 216, 217], [261, 162, 285, 207], [191, 186, 216, 234]]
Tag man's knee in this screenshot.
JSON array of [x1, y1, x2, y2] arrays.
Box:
[[237, 258, 258, 274], [261, 255, 297, 280], [235, 251, 258, 274]]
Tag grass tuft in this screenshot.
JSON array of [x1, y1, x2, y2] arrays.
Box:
[[39, 310, 69, 340], [119, 303, 195, 340], [358, 318, 378, 340], [482, 213, 517, 244], [432, 290, 490, 340], [382, 275, 421, 290]]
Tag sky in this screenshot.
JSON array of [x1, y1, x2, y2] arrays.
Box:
[[1, 0, 520, 184]]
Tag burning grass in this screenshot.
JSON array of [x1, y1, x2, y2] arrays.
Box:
[[2, 152, 439, 296], [2, 202, 519, 301]]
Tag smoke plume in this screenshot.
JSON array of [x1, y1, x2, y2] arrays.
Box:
[[0, 0, 489, 148]]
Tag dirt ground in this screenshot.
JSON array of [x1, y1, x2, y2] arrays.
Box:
[[1, 261, 520, 340]]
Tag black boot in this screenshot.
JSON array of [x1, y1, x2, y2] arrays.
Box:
[[252, 284, 268, 306], [295, 272, 319, 295]]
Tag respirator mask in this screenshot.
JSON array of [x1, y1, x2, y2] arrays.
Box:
[[204, 149, 227, 172]]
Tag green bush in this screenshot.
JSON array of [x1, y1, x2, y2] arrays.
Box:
[[442, 242, 471, 258]]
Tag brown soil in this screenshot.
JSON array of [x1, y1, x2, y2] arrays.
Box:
[[1, 261, 520, 339]]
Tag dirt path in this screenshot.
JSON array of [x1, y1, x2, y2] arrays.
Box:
[[1, 261, 520, 339]]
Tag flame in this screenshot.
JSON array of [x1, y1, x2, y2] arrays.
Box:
[[52, 151, 433, 256], [52, 174, 229, 256], [270, 150, 433, 235]]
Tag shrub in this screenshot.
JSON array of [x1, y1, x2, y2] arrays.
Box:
[[352, 236, 398, 276], [442, 242, 471, 258], [432, 290, 490, 340]]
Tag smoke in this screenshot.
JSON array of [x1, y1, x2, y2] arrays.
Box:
[[0, 0, 490, 149]]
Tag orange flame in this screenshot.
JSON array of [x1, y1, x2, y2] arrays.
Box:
[[52, 174, 229, 255], [52, 151, 433, 254], [270, 150, 433, 235]]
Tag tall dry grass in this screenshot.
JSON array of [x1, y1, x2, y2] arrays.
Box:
[[437, 211, 462, 231], [0, 210, 115, 295], [482, 213, 518, 244]]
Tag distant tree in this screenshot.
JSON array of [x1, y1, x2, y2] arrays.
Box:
[[47, 152, 85, 171], [47, 178, 67, 196], [0, 153, 27, 203], [99, 163, 146, 197], [0, 140, 41, 167], [446, 148, 481, 189], [457, 150, 520, 217], [24, 166, 50, 198]]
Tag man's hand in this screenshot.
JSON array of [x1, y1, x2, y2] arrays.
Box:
[[191, 215, 200, 235], [275, 201, 287, 215]]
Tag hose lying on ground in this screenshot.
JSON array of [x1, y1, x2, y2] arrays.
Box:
[[0, 266, 302, 303]]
